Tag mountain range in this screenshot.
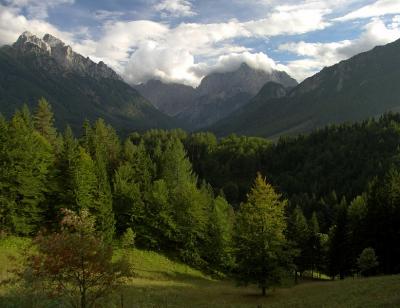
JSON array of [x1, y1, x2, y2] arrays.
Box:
[[0, 31, 176, 134], [1, 31, 400, 139], [210, 38, 400, 138], [135, 63, 297, 129]]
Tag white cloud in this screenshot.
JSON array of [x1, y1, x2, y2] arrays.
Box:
[[4, 0, 74, 19], [279, 17, 400, 81], [336, 0, 400, 21], [3, 0, 398, 87], [154, 0, 196, 18], [244, 2, 331, 36], [0, 4, 74, 45]]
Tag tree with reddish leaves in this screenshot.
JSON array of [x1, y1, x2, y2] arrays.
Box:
[[25, 209, 128, 308]]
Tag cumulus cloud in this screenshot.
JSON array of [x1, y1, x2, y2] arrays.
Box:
[[336, 0, 400, 21], [154, 0, 197, 18], [117, 2, 334, 86], [3, 0, 399, 87], [279, 17, 400, 81]]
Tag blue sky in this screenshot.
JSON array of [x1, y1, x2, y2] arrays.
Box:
[[1, 0, 400, 86]]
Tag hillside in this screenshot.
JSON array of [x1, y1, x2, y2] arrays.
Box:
[[0, 32, 177, 134], [211, 38, 400, 138], [1, 236, 400, 307]]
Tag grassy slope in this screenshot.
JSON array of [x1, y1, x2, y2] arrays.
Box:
[[1, 237, 400, 307]]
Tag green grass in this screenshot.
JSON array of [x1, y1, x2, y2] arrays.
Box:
[[1, 236, 400, 307]]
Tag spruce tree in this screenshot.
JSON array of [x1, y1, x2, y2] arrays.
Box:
[[33, 98, 57, 145], [0, 110, 54, 234], [205, 195, 235, 271], [113, 163, 144, 236], [307, 212, 322, 277], [287, 206, 309, 281]]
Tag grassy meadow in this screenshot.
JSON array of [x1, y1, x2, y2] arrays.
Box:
[[1, 236, 400, 307]]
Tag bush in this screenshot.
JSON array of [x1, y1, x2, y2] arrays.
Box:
[[121, 228, 136, 248], [357, 247, 379, 276]]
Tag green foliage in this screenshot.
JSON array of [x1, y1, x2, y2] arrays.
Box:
[[287, 206, 309, 275], [23, 209, 127, 308], [204, 195, 235, 271], [234, 173, 292, 295], [357, 247, 379, 277], [0, 110, 54, 235], [121, 227, 136, 248], [33, 98, 57, 145]]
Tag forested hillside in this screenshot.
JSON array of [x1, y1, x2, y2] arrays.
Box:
[[2, 100, 400, 291]]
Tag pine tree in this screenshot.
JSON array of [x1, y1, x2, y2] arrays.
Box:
[[287, 206, 309, 281], [234, 173, 291, 295], [72, 147, 97, 212], [33, 98, 57, 145], [161, 138, 195, 188], [328, 197, 351, 279], [92, 156, 115, 243], [144, 179, 176, 250], [307, 212, 322, 277], [205, 195, 235, 271], [0, 110, 54, 234], [113, 163, 144, 236], [159, 138, 208, 265]]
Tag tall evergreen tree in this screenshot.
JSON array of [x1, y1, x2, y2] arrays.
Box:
[[328, 197, 351, 279], [287, 206, 309, 281], [0, 110, 54, 234], [33, 98, 57, 145], [234, 173, 291, 296], [204, 195, 235, 271], [307, 212, 322, 276]]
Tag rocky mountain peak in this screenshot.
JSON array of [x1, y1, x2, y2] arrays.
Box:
[[42, 33, 65, 48], [13, 31, 51, 54], [12, 31, 121, 81]]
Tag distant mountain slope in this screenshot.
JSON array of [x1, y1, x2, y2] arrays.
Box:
[[134, 79, 197, 117], [211, 38, 400, 138], [134, 63, 297, 130], [0, 32, 177, 133], [178, 63, 297, 129]]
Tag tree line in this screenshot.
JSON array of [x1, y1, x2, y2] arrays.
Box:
[[1, 99, 400, 295]]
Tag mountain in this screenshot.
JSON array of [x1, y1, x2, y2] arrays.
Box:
[[0, 32, 177, 134], [134, 63, 297, 130], [211, 38, 400, 138], [134, 79, 197, 117]]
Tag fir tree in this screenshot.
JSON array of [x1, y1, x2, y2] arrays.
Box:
[[33, 98, 57, 145]]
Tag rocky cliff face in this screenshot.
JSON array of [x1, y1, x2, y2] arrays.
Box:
[[13, 31, 121, 80]]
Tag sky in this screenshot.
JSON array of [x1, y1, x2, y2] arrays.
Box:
[[1, 0, 400, 87]]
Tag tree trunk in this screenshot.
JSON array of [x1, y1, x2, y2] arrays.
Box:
[[81, 288, 86, 308], [262, 286, 266, 296]]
